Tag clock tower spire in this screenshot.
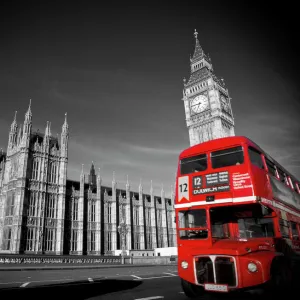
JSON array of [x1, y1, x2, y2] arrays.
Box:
[[182, 29, 235, 146]]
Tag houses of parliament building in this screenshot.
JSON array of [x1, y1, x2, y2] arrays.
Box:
[[0, 105, 176, 255], [0, 30, 235, 256]]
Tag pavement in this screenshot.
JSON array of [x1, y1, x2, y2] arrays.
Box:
[[0, 263, 177, 271]]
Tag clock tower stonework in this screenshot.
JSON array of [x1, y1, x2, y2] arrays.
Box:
[[182, 30, 235, 146]]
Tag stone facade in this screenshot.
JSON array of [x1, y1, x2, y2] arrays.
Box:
[[183, 29, 235, 146], [0, 104, 176, 255]]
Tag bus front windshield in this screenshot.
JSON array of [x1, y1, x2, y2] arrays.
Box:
[[210, 204, 275, 240], [178, 209, 208, 239]]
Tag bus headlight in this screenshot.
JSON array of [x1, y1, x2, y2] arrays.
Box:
[[248, 262, 257, 272], [181, 261, 189, 269]]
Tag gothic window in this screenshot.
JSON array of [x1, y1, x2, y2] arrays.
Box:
[[71, 229, 78, 251], [26, 227, 35, 251], [48, 161, 57, 183], [28, 192, 37, 217], [44, 228, 56, 251], [160, 233, 164, 247], [72, 199, 78, 221], [107, 232, 112, 251], [45, 194, 57, 219], [134, 232, 140, 249], [90, 231, 96, 251], [157, 210, 162, 227], [5, 190, 15, 216], [134, 207, 139, 226], [167, 211, 172, 229], [146, 209, 151, 226], [90, 200, 96, 222], [107, 204, 112, 223], [1, 227, 12, 250], [122, 205, 126, 223], [32, 158, 39, 180], [147, 231, 152, 249]]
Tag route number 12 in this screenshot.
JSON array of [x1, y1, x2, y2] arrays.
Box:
[[178, 176, 189, 202]]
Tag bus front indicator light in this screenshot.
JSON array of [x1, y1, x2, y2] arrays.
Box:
[[248, 262, 258, 273], [181, 261, 189, 269]]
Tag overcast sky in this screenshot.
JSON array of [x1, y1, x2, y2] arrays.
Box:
[[0, 1, 299, 196]]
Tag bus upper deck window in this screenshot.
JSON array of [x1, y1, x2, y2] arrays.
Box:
[[180, 154, 207, 175], [211, 146, 244, 169]]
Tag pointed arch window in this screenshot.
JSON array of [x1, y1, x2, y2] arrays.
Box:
[[146, 208, 151, 226], [32, 158, 39, 180], [107, 232, 112, 251], [5, 190, 15, 216], [133, 207, 139, 226], [45, 193, 57, 219], [90, 200, 96, 222], [28, 192, 37, 217], [25, 227, 36, 251], [107, 203, 112, 223], [2, 227, 12, 250], [72, 198, 78, 221], [71, 229, 78, 251], [48, 161, 57, 183]]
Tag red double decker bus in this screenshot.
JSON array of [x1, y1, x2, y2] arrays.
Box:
[[175, 136, 300, 297]]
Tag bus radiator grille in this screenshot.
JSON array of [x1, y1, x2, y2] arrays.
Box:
[[215, 257, 236, 286], [195, 256, 236, 287], [195, 257, 214, 284]]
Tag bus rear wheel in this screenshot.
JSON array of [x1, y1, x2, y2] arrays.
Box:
[[181, 278, 205, 299]]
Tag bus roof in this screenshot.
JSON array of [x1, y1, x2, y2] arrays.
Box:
[[179, 136, 299, 183]]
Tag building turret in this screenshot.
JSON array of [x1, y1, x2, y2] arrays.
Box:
[[8, 111, 18, 150], [88, 161, 96, 188], [60, 113, 68, 158]]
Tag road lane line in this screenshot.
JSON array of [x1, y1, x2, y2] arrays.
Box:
[[20, 282, 30, 288], [133, 275, 177, 280], [131, 275, 142, 280], [134, 297, 164, 300], [163, 272, 177, 276], [88, 278, 94, 282]]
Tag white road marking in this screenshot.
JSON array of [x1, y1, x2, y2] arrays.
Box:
[[131, 275, 142, 280], [163, 272, 177, 276], [134, 297, 164, 300], [179, 292, 184, 294], [0, 278, 75, 286], [88, 278, 94, 282], [133, 275, 177, 280], [20, 282, 30, 288]]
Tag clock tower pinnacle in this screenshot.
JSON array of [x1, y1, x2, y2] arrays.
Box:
[[182, 29, 235, 146]]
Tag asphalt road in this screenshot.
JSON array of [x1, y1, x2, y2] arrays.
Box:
[[0, 265, 296, 300]]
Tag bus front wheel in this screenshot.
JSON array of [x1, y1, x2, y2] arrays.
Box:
[[268, 259, 292, 295], [181, 278, 205, 299]]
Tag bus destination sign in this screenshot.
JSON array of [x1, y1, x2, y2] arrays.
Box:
[[192, 171, 230, 195], [206, 171, 229, 186]]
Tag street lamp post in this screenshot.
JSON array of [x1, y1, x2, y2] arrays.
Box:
[[118, 222, 128, 264]]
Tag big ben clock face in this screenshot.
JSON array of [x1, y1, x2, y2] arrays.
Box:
[[190, 94, 209, 113]]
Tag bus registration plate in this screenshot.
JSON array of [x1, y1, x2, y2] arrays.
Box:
[[204, 283, 228, 292]]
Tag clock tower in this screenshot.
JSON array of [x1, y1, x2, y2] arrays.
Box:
[[182, 29, 235, 146]]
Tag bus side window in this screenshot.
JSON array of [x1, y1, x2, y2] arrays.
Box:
[[248, 146, 264, 169], [277, 167, 287, 185], [296, 182, 300, 194], [265, 158, 276, 177], [290, 222, 299, 240], [279, 219, 290, 238], [288, 177, 295, 190]]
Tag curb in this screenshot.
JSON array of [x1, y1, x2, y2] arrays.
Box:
[[0, 263, 177, 271]]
